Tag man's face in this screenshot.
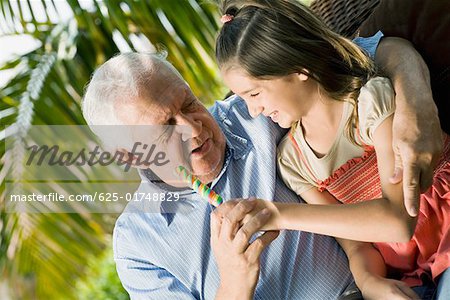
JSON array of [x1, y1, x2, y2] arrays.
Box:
[[116, 62, 226, 184]]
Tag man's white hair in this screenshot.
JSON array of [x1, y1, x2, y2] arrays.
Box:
[[81, 52, 184, 150], [82, 52, 182, 126]]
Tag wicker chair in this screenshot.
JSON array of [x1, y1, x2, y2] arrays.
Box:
[[309, 0, 380, 38]]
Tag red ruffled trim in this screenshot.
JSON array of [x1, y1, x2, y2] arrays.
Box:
[[317, 146, 375, 192]]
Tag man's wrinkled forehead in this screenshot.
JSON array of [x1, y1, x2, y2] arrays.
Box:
[[120, 57, 199, 119], [144, 62, 189, 105]]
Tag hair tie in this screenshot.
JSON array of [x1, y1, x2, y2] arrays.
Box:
[[220, 14, 234, 24]]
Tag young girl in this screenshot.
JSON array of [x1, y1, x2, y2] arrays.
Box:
[[215, 0, 450, 298]]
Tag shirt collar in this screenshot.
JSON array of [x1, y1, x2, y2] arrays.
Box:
[[139, 143, 234, 195], [221, 119, 250, 160], [215, 101, 252, 160]]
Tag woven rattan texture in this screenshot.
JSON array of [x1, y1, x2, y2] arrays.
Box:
[[310, 0, 381, 37]]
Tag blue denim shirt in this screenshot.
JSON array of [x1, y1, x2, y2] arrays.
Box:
[[113, 32, 384, 300]]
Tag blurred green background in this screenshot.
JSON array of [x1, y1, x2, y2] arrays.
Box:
[[0, 1, 311, 299]]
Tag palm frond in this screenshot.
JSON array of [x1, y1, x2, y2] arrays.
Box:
[[0, 1, 225, 299]]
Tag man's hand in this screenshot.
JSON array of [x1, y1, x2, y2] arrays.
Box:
[[375, 37, 443, 217], [359, 275, 420, 300], [390, 106, 442, 216], [211, 199, 279, 300]]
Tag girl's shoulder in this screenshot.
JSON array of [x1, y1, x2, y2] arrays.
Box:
[[277, 125, 297, 160], [357, 77, 396, 143], [360, 77, 394, 105]]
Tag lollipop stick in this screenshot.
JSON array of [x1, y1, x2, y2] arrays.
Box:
[[176, 166, 223, 207]]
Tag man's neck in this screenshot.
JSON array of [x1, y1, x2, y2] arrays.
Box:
[[141, 168, 190, 192]]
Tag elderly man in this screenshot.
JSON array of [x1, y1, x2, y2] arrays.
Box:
[[82, 33, 439, 299]]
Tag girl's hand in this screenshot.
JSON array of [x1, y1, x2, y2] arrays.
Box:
[[360, 275, 420, 300], [214, 198, 282, 231], [248, 198, 282, 230]]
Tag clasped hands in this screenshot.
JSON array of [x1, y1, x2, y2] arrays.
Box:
[[210, 197, 280, 300]]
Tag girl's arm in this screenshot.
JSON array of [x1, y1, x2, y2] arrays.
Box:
[[297, 189, 386, 290], [273, 188, 415, 242], [304, 189, 420, 299], [267, 116, 418, 242]]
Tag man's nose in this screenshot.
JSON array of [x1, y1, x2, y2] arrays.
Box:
[[249, 104, 264, 118], [176, 114, 202, 138]]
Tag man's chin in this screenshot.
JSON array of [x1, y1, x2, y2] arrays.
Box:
[[191, 162, 222, 184], [191, 169, 218, 184]]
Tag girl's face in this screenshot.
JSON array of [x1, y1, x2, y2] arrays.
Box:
[[221, 67, 318, 128]]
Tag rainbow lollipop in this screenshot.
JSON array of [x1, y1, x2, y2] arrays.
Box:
[[176, 166, 223, 207]]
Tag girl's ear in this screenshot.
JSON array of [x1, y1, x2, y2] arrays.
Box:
[[298, 73, 308, 81], [298, 69, 310, 81]]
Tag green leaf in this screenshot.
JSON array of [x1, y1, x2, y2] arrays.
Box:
[[1, 1, 227, 298]]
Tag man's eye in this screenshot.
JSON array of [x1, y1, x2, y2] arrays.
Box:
[[250, 93, 260, 97], [184, 100, 197, 111]]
